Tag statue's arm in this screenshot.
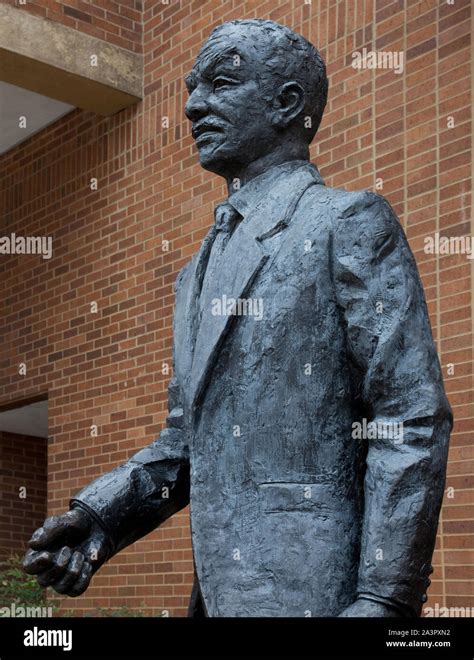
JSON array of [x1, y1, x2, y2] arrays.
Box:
[[70, 376, 190, 558], [331, 191, 452, 617]]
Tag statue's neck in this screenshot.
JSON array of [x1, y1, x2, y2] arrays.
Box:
[[225, 144, 309, 194]]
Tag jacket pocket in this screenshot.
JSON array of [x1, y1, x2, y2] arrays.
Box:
[[258, 481, 333, 514]]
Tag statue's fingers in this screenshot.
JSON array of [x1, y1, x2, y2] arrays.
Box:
[[51, 551, 85, 595], [22, 549, 54, 575], [80, 534, 109, 566], [67, 561, 93, 597], [36, 546, 72, 587], [29, 510, 89, 550], [29, 516, 61, 549]]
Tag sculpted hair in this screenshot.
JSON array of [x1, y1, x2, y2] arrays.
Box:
[[207, 19, 329, 141]]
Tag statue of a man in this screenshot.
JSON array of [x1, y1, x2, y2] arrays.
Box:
[[24, 19, 452, 618]]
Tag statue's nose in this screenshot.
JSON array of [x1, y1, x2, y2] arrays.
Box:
[[185, 87, 208, 122]]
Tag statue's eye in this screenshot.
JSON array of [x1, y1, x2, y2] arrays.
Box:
[[184, 74, 197, 94], [213, 77, 233, 91]]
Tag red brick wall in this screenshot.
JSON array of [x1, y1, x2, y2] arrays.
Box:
[[3, 0, 142, 52], [0, 432, 47, 560], [0, 0, 472, 615]]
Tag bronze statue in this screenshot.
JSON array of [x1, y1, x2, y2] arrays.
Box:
[[24, 19, 452, 617]]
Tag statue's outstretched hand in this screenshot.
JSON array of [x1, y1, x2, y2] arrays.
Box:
[[23, 508, 109, 597]]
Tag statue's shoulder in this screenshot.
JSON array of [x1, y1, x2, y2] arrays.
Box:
[[299, 183, 385, 227], [300, 184, 401, 253], [318, 185, 383, 217], [309, 184, 397, 231]]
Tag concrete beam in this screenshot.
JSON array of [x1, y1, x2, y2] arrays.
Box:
[[0, 3, 142, 116]]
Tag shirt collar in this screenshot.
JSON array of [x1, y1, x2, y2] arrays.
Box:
[[227, 160, 324, 219]]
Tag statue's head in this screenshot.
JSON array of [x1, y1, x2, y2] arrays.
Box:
[[185, 19, 328, 180]]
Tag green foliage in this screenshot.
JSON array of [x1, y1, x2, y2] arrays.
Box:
[[0, 554, 46, 608], [0, 555, 158, 617]]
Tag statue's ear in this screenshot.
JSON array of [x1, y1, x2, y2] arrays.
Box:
[[272, 81, 305, 128]]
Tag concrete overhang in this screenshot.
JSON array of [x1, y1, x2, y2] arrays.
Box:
[[0, 397, 48, 439], [0, 3, 142, 116]]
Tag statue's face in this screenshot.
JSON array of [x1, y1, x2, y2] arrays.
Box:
[[184, 28, 279, 178]]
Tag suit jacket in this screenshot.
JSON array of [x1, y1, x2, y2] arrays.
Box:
[[71, 161, 452, 617]]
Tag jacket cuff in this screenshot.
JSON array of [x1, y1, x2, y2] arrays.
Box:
[[357, 592, 417, 617], [70, 499, 116, 560]]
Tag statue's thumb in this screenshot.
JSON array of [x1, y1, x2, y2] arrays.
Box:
[[29, 509, 90, 550]]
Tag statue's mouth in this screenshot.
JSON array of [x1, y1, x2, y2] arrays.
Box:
[[192, 122, 224, 141]]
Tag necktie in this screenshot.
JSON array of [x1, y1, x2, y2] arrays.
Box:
[[198, 202, 241, 322]]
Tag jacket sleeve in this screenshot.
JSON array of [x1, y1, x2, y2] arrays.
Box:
[[330, 191, 452, 616], [70, 376, 189, 558]]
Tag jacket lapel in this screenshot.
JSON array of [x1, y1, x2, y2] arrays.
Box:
[[189, 221, 267, 408], [186, 163, 324, 409], [173, 226, 217, 400]]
